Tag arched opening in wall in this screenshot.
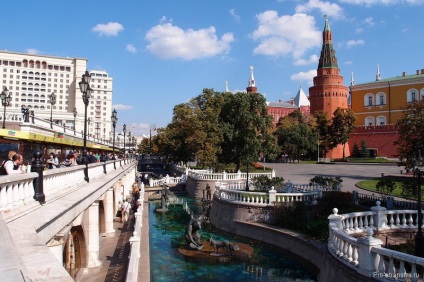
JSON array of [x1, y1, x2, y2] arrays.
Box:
[[64, 226, 87, 279], [98, 200, 106, 234]]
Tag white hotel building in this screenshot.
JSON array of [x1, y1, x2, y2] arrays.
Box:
[[0, 50, 113, 140]]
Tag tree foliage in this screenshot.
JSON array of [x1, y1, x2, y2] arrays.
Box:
[[330, 108, 356, 159], [395, 100, 424, 169]]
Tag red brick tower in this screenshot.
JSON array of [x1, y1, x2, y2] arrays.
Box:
[[309, 16, 349, 159], [246, 66, 257, 93]]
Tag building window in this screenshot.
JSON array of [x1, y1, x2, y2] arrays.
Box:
[[364, 93, 374, 107], [377, 116, 386, 125], [407, 89, 419, 103], [365, 116, 374, 126]]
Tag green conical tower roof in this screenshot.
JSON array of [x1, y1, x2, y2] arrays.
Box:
[[318, 16, 339, 70]]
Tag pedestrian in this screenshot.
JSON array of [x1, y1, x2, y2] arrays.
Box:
[[1, 150, 17, 166], [60, 154, 76, 167], [46, 152, 59, 169], [121, 199, 131, 223], [0, 154, 25, 175]]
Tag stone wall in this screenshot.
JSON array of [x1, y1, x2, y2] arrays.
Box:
[[210, 196, 375, 282]]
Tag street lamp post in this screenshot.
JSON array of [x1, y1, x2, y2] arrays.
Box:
[[78, 70, 92, 182], [87, 117, 91, 137], [150, 124, 156, 154], [0, 87, 11, 129], [95, 123, 100, 140], [123, 124, 127, 157], [73, 107, 77, 135], [49, 92, 56, 129], [128, 131, 132, 152], [415, 146, 424, 257], [111, 109, 117, 169], [103, 128, 106, 143]]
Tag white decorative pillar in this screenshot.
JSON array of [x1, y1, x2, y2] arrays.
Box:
[[357, 228, 383, 275], [371, 201, 387, 230], [268, 187, 276, 204], [103, 188, 115, 234], [85, 201, 102, 268]]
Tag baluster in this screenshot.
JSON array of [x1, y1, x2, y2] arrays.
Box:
[[354, 216, 359, 230], [358, 216, 364, 230], [401, 214, 407, 227], [347, 244, 353, 262], [351, 246, 358, 265], [364, 215, 369, 229], [411, 263, 419, 282], [395, 213, 400, 226]]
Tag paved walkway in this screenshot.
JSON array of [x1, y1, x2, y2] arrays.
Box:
[[264, 162, 404, 194], [80, 214, 134, 282]]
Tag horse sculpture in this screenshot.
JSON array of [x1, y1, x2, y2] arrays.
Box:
[[209, 237, 240, 255]]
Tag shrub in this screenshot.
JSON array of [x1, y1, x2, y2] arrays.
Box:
[[252, 175, 285, 191], [376, 178, 396, 195], [309, 176, 343, 190]]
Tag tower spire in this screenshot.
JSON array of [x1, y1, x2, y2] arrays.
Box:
[[351, 72, 355, 86], [246, 66, 257, 93], [225, 80, 229, 92], [376, 64, 381, 81]]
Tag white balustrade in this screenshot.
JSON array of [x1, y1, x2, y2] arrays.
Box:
[[328, 203, 424, 281], [0, 173, 37, 211]]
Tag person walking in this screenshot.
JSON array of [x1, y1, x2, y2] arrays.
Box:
[[120, 199, 131, 223]]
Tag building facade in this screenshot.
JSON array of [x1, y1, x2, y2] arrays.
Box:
[[0, 50, 113, 140], [350, 69, 424, 126]]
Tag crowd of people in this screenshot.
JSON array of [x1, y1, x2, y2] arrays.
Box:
[[0, 149, 127, 175]]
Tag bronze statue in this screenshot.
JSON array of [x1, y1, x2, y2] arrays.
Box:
[[185, 215, 203, 250]]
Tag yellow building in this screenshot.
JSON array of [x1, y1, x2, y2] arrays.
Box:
[[350, 68, 424, 126]]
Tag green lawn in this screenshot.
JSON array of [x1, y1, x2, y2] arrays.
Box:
[[356, 177, 424, 200]]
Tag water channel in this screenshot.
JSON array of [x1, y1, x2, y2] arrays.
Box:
[[149, 197, 317, 281]]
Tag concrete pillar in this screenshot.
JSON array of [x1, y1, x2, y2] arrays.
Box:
[[371, 201, 387, 230], [269, 187, 276, 204], [357, 228, 383, 275], [103, 188, 115, 235], [85, 201, 102, 268]]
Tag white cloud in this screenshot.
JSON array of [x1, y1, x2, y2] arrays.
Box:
[[92, 22, 124, 36], [26, 48, 40, 54], [363, 17, 375, 26], [340, 0, 424, 5], [229, 9, 241, 22], [355, 28, 364, 34], [294, 54, 319, 66], [290, 69, 317, 86], [113, 104, 133, 110], [346, 39, 365, 48], [145, 21, 234, 60], [126, 44, 137, 53], [344, 60, 353, 65], [295, 0, 344, 19], [251, 12, 321, 60]]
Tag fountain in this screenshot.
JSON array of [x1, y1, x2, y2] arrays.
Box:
[[149, 196, 317, 281]]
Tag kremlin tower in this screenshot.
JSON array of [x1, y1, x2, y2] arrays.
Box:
[[246, 66, 257, 93], [309, 16, 349, 159]]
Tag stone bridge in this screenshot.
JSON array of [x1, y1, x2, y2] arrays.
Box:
[[0, 158, 139, 281]]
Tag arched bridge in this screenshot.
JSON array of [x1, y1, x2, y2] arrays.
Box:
[[137, 155, 167, 172]]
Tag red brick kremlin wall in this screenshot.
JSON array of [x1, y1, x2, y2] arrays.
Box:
[[348, 125, 400, 158]]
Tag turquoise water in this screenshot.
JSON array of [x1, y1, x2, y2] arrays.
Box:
[[149, 198, 317, 282]]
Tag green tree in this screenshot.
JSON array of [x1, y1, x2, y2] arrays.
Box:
[[219, 91, 278, 171], [351, 142, 360, 158], [313, 111, 333, 159], [330, 108, 356, 160], [359, 139, 369, 158], [395, 99, 424, 170]]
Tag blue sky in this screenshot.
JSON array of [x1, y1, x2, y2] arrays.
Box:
[[1, 0, 423, 136]]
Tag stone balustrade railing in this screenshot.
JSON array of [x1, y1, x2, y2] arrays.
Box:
[[149, 175, 185, 187], [187, 169, 275, 181], [0, 159, 136, 220], [216, 187, 321, 206], [126, 184, 145, 282], [328, 202, 424, 281]]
